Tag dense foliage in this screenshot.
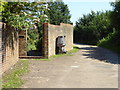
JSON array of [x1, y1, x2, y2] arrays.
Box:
[[27, 29, 39, 51], [47, 0, 72, 25], [0, 1, 7, 20], [74, 11, 112, 45], [110, 1, 120, 30], [2, 2, 48, 30], [98, 1, 120, 53], [2, 2, 49, 52]]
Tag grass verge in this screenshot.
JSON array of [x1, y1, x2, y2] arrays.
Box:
[[49, 46, 80, 58], [32, 58, 49, 61], [30, 46, 80, 61], [2, 60, 29, 88]]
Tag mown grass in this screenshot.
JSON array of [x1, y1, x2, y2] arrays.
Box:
[[2, 60, 29, 88]]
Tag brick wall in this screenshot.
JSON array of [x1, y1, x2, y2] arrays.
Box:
[[18, 30, 27, 56], [42, 23, 73, 57], [2, 23, 19, 73], [42, 23, 49, 58], [0, 22, 2, 76]]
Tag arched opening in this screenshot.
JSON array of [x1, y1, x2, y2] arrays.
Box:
[[55, 36, 66, 55]]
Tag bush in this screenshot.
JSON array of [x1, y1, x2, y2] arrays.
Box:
[[98, 30, 120, 54]]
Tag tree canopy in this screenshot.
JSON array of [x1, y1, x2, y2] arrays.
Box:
[[74, 11, 112, 44], [47, 0, 72, 25], [2, 2, 48, 30], [110, 1, 120, 30]]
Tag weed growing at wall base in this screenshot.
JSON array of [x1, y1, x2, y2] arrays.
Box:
[[2, 60, 29, 88]]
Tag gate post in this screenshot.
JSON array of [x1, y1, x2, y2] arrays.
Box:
[[18, 30, 27, 56], [42, 23, 49, 58]]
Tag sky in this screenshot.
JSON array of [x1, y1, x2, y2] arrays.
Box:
[[64, 1, 115, 25]]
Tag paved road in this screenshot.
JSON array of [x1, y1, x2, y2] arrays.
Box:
[[21, 44, 119, 88]]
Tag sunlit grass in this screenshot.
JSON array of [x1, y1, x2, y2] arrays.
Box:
[[50, 46, 80, 58], [2, 60, 29, 88], [32, 59, 49, 61]]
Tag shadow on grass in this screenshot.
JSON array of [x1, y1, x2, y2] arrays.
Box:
[[73, 46, 80, 49]]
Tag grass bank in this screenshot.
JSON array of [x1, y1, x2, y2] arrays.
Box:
[[98, 43, 120, 54], [2, 60, 29, 88], [98, 30, 120, 54]]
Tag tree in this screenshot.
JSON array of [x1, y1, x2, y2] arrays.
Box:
[[2, 2, 48, 30], [97, 1, 120, 53], [2, 2, 49, 52], [47, 0, 72, 25], [110, 1, 120, 30], [74, 11, 112, 44], [0, 0, 7, 20]]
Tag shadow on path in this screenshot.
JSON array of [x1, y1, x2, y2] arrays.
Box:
[[78, 45, 119, 64]]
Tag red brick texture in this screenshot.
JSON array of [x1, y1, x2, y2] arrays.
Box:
[[42, 23, 49, 58], [2, 23, 19, 73], [18, 30, 27, 56], [42, 23, 73, 57], [0, 22, 2, 75]]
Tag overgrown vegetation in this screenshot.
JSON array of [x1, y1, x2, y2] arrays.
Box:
[[98, 1, 120, 54], [2, 60, 29, 88], [74, 1, 120, 54], [98, 29, 120, 54]]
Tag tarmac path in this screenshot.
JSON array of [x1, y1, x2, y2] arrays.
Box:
[[21, 44, 119, 88]]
